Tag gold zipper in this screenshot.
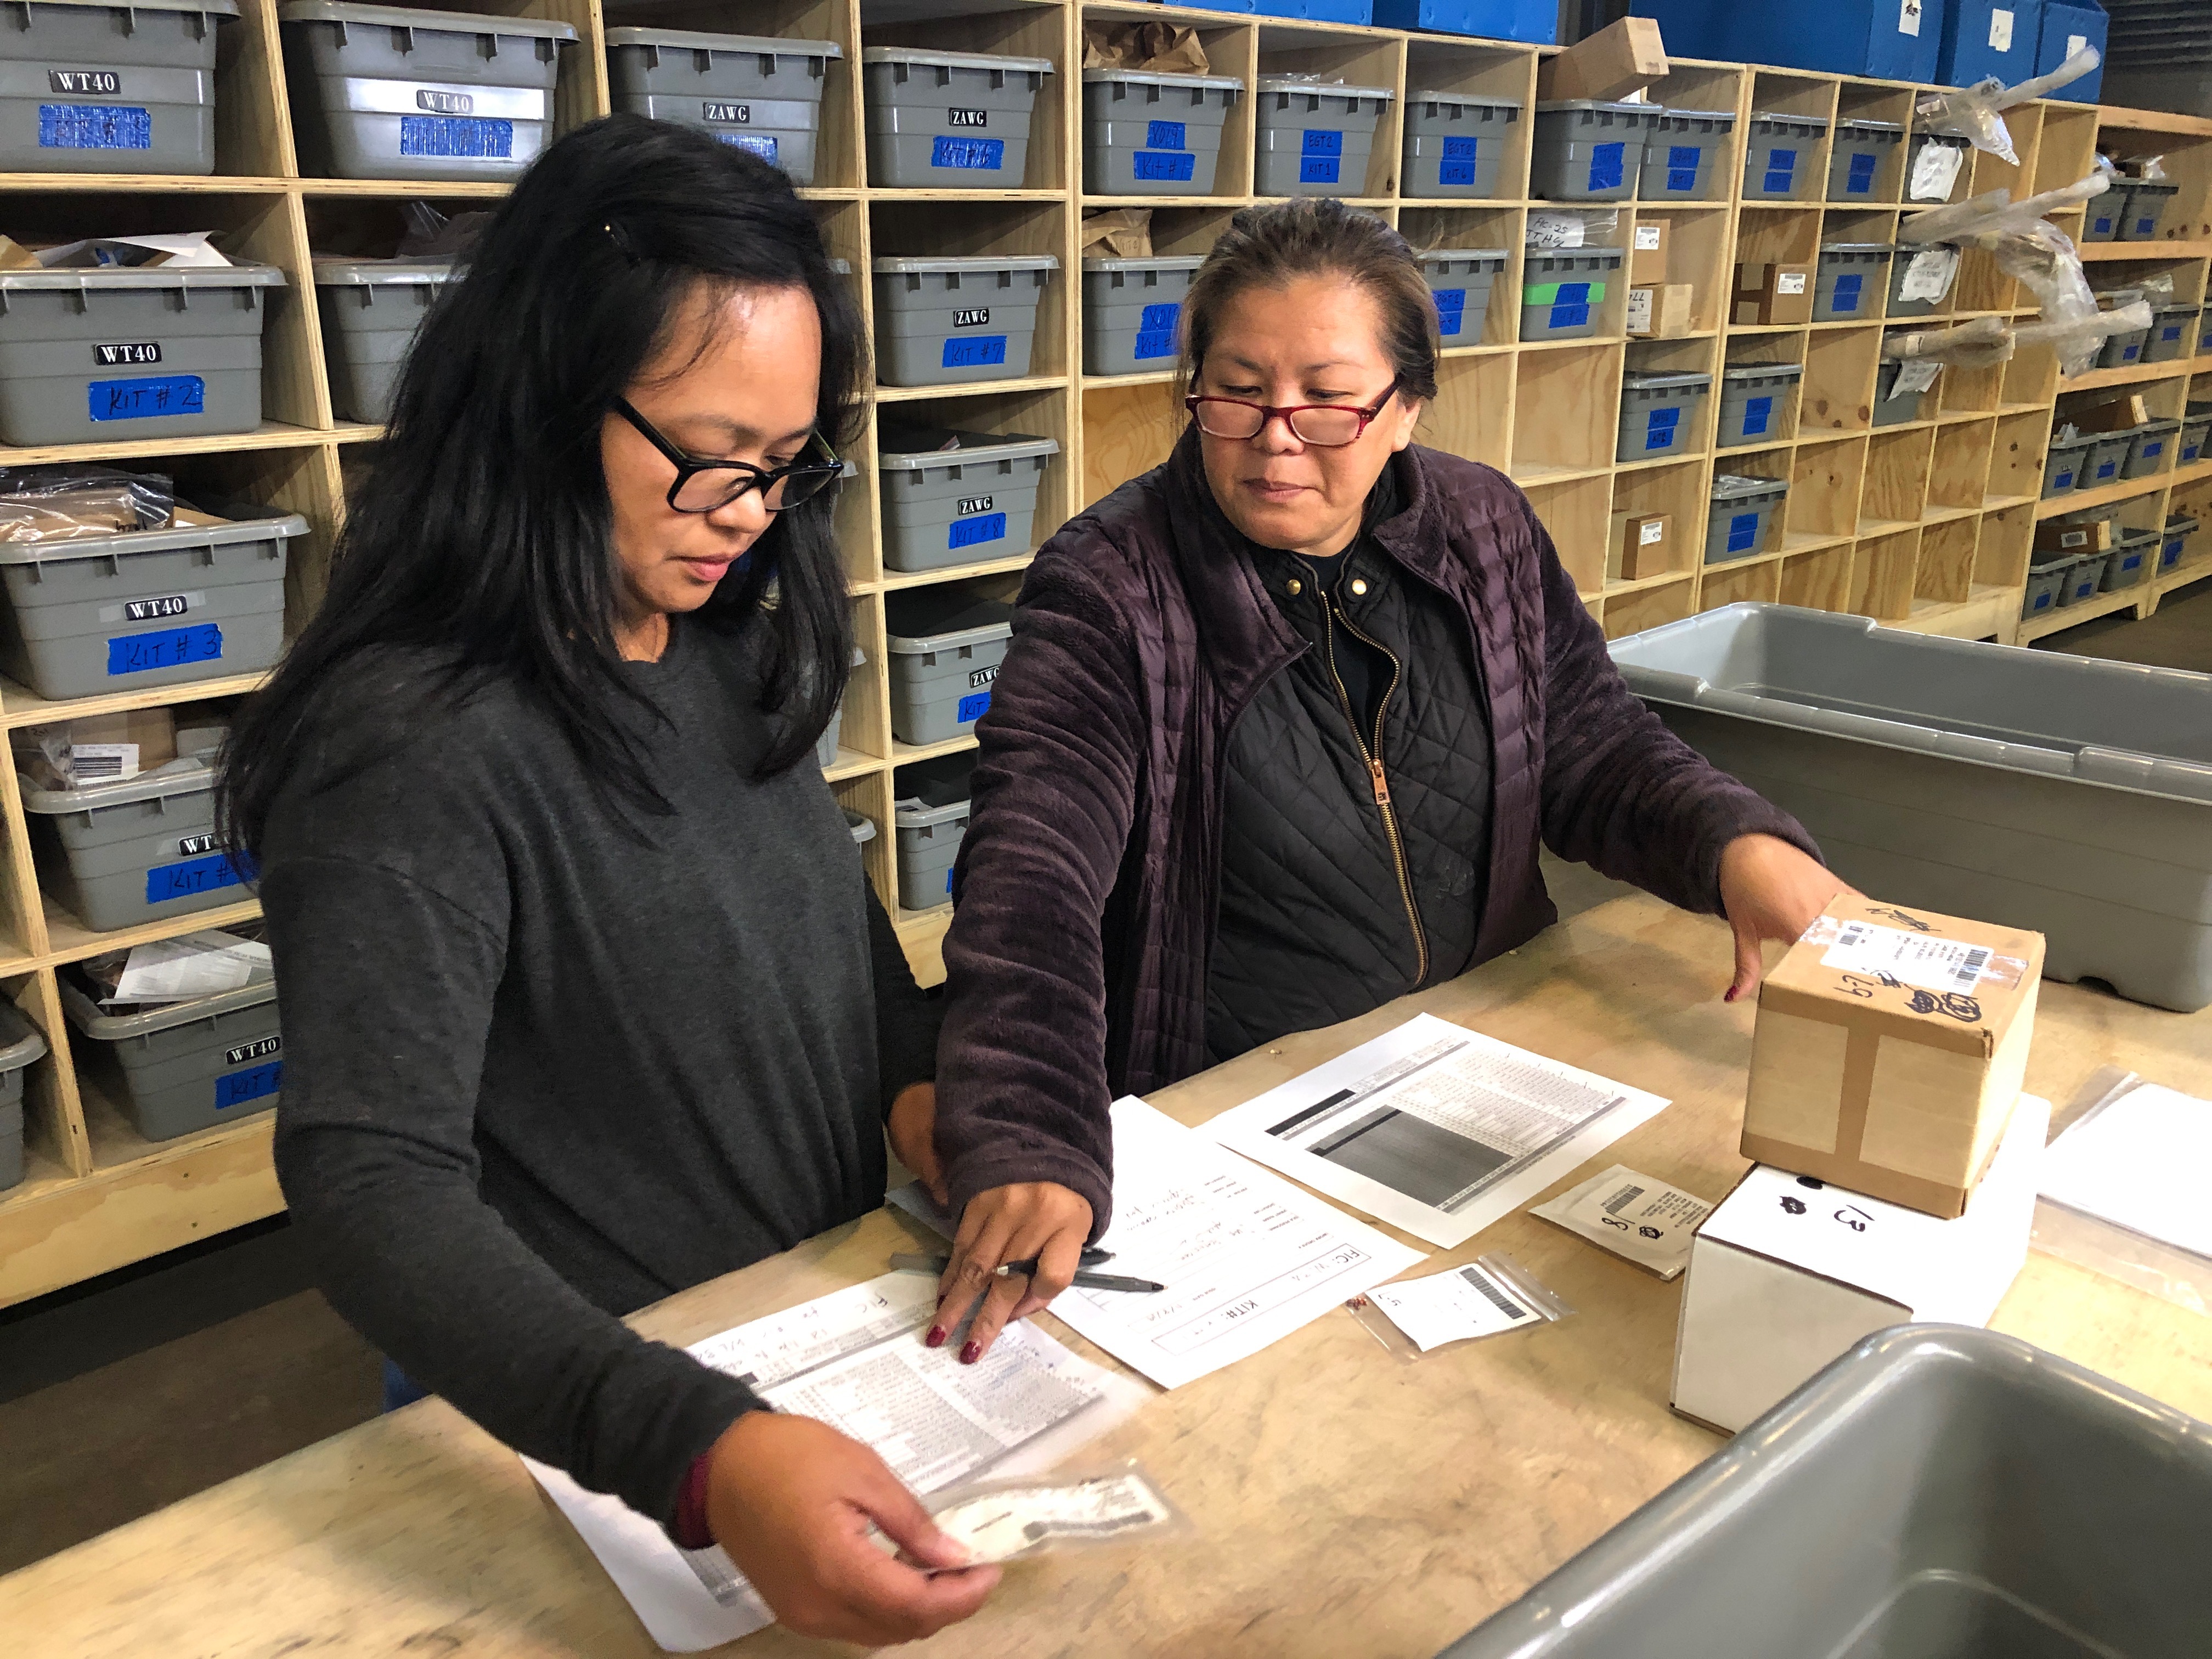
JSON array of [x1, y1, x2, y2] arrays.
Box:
[[1309, 571, 1430, 988]]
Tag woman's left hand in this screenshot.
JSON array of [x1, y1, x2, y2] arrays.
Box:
[[1718, 834, 1854, 1003], [887, 1084, 947, 1207]]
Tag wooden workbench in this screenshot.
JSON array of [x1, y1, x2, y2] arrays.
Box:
[[5, 892, 2207, 1657]]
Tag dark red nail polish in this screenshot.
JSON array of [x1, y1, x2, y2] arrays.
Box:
[[959, 1341, 981, 1364], [925, 1326, 946, 1348]]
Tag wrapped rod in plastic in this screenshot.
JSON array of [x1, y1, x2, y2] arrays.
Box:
[[1911, 49, 2101, 168], [1901, 174, 2110, 246], [1881, 317, 2015, 372]]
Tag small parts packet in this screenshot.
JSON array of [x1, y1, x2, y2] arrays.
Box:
[[923, 1465, 1182, 1565], [1348, 1252, 1572, 1360], [1531, 1164, 1714, 1280]]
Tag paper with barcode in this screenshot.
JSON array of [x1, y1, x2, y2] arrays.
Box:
[[1531, 1164, 1712, 1279], [1819, 921, 1995, 993], [110, 929, 272, 1004], [1898, 246, 1959, 304], [1363, 1262, 1537, 1351], [1894, 359, 1943, 396], [1910, 139, 1963, 201]]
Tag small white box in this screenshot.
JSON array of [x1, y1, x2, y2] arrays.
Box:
[[1671, 1092, 2047, 1434]]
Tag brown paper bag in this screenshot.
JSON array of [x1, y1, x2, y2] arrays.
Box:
[[1081, 208, 1155, 260], [1082, 22, 1209, 75]]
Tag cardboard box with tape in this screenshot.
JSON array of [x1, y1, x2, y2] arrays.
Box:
[[1733, 261, 1812, 326], [1609, 509, 1672, 579], [1741, 895, 2045, 1219], [1627, 283, 1694, 337]]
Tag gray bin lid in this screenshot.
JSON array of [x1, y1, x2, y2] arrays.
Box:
[[1723, 362, 1805, 383], [603, 27, 840, 59], [0, 503, 309, 569], [312, 257, 455, 287], [894, 752, 977, 827], [1818, 241, 1894, 256], [2154, 303, 2202, 319], [843, 808, 876, 845], [1713, 473, 1788, 500], [1749, 109, 1830, 130], [1525, 249, 1624, 268], [1652, 105, 1734, 122], [0, 1000, 46, 1075], [1409, 88, 1522, 110], [861, 46, 1053, 75], [1623, 370, 1713, 391], [885, 591, 1013, 654], [1257, 76, 1393, 101], [1535, 98, 1653, 115], [1836, 117, 1906, 135], [2126, 180, 2181, 197], [2134, 417, 2182, 434], [2046, 432, 2096, 452], [872, 255, 1059, 276], [21, 755, 216, 816], [0, 263, 286, 295], [59, 973, 275, 1042], [1081, 67, 1243, 93], [276, 1, 577, 42], [20, 0, 238, 14], [1912, 131, 1971, 147], [1414, 247, 1510, 268], [878, 427, 1059, 471], [1081, 255, 1205, 274], [2166, 513, 2200, 531]]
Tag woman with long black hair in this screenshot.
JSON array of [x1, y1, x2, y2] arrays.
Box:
[[219, 117, 996, 1643]]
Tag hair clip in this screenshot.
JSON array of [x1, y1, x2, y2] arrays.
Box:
[[603, 221, 641, 265]]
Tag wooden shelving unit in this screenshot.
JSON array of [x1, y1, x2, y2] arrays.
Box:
[[0, 0, 2149, 1306]]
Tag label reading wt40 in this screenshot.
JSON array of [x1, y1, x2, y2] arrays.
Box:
[[94, 342, 161, 366], [50, 69, 122, 94]]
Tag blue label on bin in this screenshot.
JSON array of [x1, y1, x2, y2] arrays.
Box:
[[2135, 216, 2157, 237], [2143, 441, 2164, 459], [718, 132, 777, 163], [399, 115, 512, 159], [1133, 149, 1195, 182], [216, 1060, 282, 1112], [1726, 511, 1759, 554], [2121, 342, 2140, 362], [1300, 155, 1340, 184], [38, 103, 151, 149], [2166, 538, 2185, 566], [1587, 141, 1624, 192], [1742, 395, 1773, 436], [1302, 129, 1342, 156], [1847, 151, 1877, 193], [1644, 407, 1680, 451], [2055, 467, 2075, 489], [88, 374, 204, 422], [946, 867, 956, 896], [2073, 574, 2097, 598], [2123, 553, 2143, 572], [2096, 458, 2118, 480], [1549, 303, 1589, 330], [1140, 302, 1181, 332], [1665, 143, 1700, 191], [1440, 160, 1476, 187], [1146, 119, 1187, 150], [146, 848, 256, 906], [2033, 590, 2052, 611], [1554, 283, 1592, 304], [1434, 287, 1466, 336], [947, 511, 1007, 550], [2162, 324, 2185, 343], [1133, 329, 1177, 359], [930, 135, 1003, 170], [941, 335, 1007, 370], [1442, 136, 1479, 161], [2091, 213, 2114, 236], [1763, 148, 1797, 193], [108, 622, 221, 676], [956, 689, 991, 723], [1832, 273, 1863, 313], [2186, 443, 2203, 463]]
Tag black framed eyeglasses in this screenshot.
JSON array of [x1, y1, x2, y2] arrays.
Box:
[[614, 397, 844, 514], [1184, 382, 1401, 447]]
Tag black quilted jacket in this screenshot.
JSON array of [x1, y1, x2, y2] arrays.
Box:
[[934, 430, 1817, 1235]]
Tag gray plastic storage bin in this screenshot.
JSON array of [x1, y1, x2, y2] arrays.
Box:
[[1608, 603, 2212, 1009], [2180, 403, 2212, 465], [278, 2, 576, 183], [2063, 549, 2111, 602], [2083, 180, 2124, 242], [2081, 429, 2134, 488], [0, 502, 303, 699], [877, 426, 1057, 574], [313, 257, 452, 424], [1082, 69, 1240, 196], [1887, 242, 1959, 319], [60, 970, 279, 1141], [2041, 432, 2093, 497], [1253, 77, 1390, 198], [1401, 90, 1519, 199], [1871, 357, 1937, 427], [2119, 179, 2179, 241], [1415, 247, 1508, 344], [0, 0, 238, 174], [1530, 99, 1653, 201], [1637, 106, 1733, 201], [1904, 132, 1970, 203], [2021, 556, 2068, 620], [21, 758, 249, 933], [2144, 303, 2199, 362], [861, 47, 1051, 188], [1825, 117, 1902, 201], [1716, 362, 1800, 448], [812, 637, 865, 771], [1081, 255, 1200, 376], [2160, 512, 2200, 573], [0, 1000, 46, 1192], [1812, 242, 1891, 322], [2123, 417, 2180, 478], [1705, 474, 1786, 563], [884, 589, 1013, 746], [0, 263, 284, 446], [2096, 291, 2151, 369], [892, 751, 975, 911], [604, 28, 840, 185], [1520, 249, 1622, 342], [1615, 370, 1710, 462], [1435, 1326, 2212, 1659], [2103, 525, 2157, 589], [870, 255, 1056, 388], [1740, 110, 1826, 201]]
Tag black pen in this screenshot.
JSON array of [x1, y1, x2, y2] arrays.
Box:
[[889, 1252, 1165, 1294]]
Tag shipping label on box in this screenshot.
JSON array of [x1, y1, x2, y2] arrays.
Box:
[[1742, 895, 2046, 1219], [2035, 517, 2113, 553], [1626, 285, 1655, 336], [1735, 260, 1813, 326], [1619, 510, 1671, 578], [1630, 218, 1669, 285]]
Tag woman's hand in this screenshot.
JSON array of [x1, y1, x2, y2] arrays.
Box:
[[887, 1083, 947, 1206], [704, 1411, 1000, 1644], [929, 1182, 1094, 1364], [1718, 833, 1855, 1003]]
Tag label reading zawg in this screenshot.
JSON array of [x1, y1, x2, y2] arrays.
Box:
[[50, 70, 121, 94], [225, 1035, 281, 1067], [969, 664, 998, 690], [952, 307, 991, 328], [416, 88, 474, 115], [957, 494, 993, 515], [947, 108, 988, 127], [178, 833, 218, 856], [703, 101, 751, 123], [94, 342, 161, 366]]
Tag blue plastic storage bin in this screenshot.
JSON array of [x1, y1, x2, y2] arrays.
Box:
[[1630, 0, 1943, 84], [1938, 0, 2041, 88], [2036, 1, 2106, 100], [1187, 0, 1374, 18], [1370, 0, 1555, 42]]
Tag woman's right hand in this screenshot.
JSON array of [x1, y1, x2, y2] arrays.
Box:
[[930, 1182, 1095, 1363], [704, 1410, 1000, 1644]]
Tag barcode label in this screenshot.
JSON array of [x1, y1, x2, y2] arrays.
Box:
[[1458, 1265, 1530, 1322], [71, 751, 125, 780], [1954, 947, 1990, 989], [1820, 921, 1999, 996], [1601, 1183, 1646, 1217]]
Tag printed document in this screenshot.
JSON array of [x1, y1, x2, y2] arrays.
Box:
[[2039, 1082, 2212, 1259], [523, 1273, 1148, 1653], [891, 1097, 1425, 1390], [1200, 1013, 1669, 1248]]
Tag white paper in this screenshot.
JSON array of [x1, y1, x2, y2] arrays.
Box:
[[60, 740, 134, 783], [1775, 270, 1808, 296], [1819, 920, 1994, 994], [892, 1099, 1424, 1390], [1639, 518, 1666, 545], [1625, 288, 1653, 332], [1894, 359, 1943, 396], [524, 1274, 1148, 1652], [1532, 1164, 1713, 1279], [1525, 212, 1587, 250], [35, 232, 232, 268], [2067, 33, 2087, 59], [1898, 246, 1960, 304], [110, 929, 273, 1004], [1911, 140, 1963, 201], [1634, 224, 1663, 251], [1201, 1014, 1669, 1250], [1988, 7, 2014, 52], [1364, 1261, 1538, 1352], [1899, 0, 1923, 38], [2040, 1085, 2212, 1259]]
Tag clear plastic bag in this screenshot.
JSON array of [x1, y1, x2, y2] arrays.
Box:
[[1911, 48, 2101, 168], [1525, 208, 1620, 250], [919, 1462, 1187, 1565], [397, 200, 491, 260], [0, 464, 172, 542], [1347, 1251, 1572, 1361], [1883, 317, 2014, 371]]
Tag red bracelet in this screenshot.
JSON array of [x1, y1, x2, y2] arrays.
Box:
[[672, 1448, 715, 1551]]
